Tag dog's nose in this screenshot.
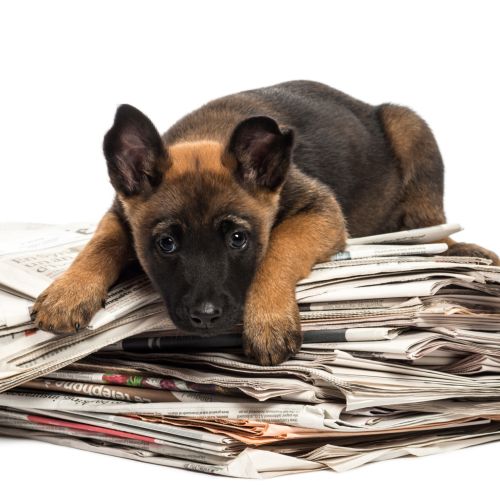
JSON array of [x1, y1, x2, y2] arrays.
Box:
[[188, 301, 222, 328]]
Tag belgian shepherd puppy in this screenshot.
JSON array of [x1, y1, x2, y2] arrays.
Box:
[[32, 80, 499, 365]]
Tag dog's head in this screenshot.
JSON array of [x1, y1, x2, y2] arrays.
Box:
[[103, 105, 294, 334]]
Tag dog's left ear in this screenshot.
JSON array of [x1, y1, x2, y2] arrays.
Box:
[[103, 104, 168, 197], [227, 116, 294, 191]]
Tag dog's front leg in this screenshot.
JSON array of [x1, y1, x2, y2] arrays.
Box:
[[243, 202, 347, 366], [33, 209, 133, 333]]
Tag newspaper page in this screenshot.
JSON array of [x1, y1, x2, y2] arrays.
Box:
[[347, 223, 463, 245]]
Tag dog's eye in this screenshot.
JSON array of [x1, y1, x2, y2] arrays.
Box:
[[228, 230, 248, 250], [157, 235, 177, 254]]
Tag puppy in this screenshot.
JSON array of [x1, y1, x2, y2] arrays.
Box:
[[33, 80, 499, 365]]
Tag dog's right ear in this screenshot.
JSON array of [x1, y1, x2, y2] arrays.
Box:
[[103, 104, 168, 197]]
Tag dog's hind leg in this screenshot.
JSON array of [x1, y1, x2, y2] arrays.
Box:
[[32, 209, 134, 333], [379, 103, 499, 264], [439, 238, 499, 263]]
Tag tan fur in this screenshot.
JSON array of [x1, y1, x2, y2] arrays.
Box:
[[382, 105, 498, 263], [33, 211, 133, 333], [379, 104, 431, 186], [166, 141, 231, 179], [243, 200, 346, 365], [379, 104, 447, 229]]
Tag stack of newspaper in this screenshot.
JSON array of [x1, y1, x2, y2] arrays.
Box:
[[1, 222, 500, 478]]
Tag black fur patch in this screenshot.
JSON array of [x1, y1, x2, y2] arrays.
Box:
[[228, 116, 294, 191], [103, 104, 167, 197]]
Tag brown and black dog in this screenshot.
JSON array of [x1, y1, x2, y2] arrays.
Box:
[[32, 80, 499, 365]]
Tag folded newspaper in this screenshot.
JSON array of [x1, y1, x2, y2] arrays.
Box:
[[1, 222, 500, 478]]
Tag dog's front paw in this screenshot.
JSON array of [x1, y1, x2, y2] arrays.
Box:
[[243, 292, 302, 366], [446, 242, 499, 265], [32, 272, 107, 334]]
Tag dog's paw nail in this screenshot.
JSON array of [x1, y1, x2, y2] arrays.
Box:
[[75, 322, 80, 332], [101, 299, 106, 308]]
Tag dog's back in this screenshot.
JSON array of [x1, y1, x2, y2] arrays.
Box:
[[164, 80, 437, 237]]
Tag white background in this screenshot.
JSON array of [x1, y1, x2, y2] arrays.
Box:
[[1, 1, 499, 498]]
